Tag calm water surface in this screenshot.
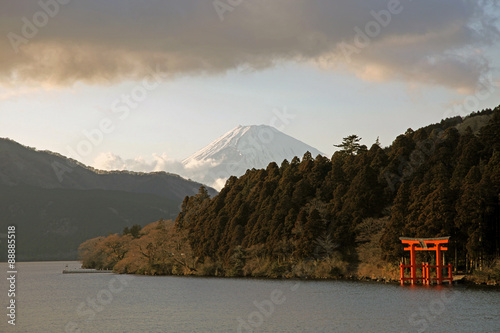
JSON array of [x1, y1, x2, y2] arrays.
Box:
[[1, 262, 499, 332]]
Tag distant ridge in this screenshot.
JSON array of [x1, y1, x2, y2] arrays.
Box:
[[0, 137, 216, 201]]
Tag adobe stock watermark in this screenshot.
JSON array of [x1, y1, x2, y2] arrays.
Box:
[[64, 274, 135, 333], [7, 0, 72, 54], [206, 107, 296, 189], [442, 73, 497, 119], [51, 65, 168, 183], [236, 282, 300, 333], [6, 227, 17, 326], [213, 0, 245, 22], [339, 0, 407, 63], [384, 129, 445, 192], [407, 289, 459, 333]]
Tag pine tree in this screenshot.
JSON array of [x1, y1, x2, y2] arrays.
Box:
[[334, 135, 363, 155]]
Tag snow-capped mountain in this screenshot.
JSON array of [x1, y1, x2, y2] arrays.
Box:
[[182, 125, 324, 190]]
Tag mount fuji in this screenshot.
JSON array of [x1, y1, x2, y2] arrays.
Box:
[[182, 125, 324, 189]]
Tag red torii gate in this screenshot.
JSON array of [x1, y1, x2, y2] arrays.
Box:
[[399, 237, 453, 285]]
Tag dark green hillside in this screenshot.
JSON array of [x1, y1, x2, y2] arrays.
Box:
[[176, 107, 499, 276], [0, 184, 179, 261]]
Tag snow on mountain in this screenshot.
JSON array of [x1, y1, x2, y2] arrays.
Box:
[[182, 125, 324, 190]]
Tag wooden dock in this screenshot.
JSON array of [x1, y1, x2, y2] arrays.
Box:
[[62, 268, 113, 274]]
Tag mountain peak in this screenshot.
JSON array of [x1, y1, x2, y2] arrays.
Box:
[[182, 125, 324, 189]]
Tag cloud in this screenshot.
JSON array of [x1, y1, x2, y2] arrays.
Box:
[[94, 152, 225, 189], [183, 158, 221, 171], [0, 0, 498, 91], [94, 152, 184, 174]]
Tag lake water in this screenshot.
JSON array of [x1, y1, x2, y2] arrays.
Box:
[[1, 262, 499, 332]]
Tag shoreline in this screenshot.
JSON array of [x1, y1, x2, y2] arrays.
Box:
[[6, 260, 497, 288], [116, 270, 500, 289]]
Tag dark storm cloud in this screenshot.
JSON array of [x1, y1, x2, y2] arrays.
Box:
[[0, 0, 498, 91]]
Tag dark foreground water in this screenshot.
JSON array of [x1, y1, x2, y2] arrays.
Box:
[[1, 262, 499, 332]]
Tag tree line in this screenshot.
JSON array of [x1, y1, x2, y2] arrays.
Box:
[[80, 106, 500, 279]]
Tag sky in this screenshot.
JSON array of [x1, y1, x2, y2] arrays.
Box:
[[1, 0, 500, 175]]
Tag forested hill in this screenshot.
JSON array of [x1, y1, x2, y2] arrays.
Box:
[[176, 107, 499, 272], [0, 138, 216, 260], [80, 107, 500, 281]]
